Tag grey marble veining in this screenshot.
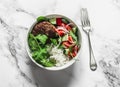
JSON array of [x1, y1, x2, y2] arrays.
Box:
[[0, 0, 120, 87]]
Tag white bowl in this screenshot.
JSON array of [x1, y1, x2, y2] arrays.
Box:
[[26, 14, 82, 71]]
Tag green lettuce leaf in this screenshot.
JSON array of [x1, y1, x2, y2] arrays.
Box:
[[35, 34, 48, 45]]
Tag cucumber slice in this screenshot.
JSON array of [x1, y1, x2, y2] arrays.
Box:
[[49, 18, 56, 25], [64, 49, 69, 55], [72, 27, 78, 34], [62, 34, 68, 41]]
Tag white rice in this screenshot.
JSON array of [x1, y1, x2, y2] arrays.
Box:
[[50, 46, 69, 66]]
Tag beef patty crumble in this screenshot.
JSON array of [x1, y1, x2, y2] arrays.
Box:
[[32, 21, 56, 38]]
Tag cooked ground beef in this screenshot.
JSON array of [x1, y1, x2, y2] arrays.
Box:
[[32, 21, 56, 38]]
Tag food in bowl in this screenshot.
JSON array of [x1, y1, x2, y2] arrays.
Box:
[[28, 15, 80, 67]]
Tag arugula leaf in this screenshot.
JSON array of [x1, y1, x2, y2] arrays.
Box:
[[45, 44, 53, 52], [35, 34, 48, 45], [40, 59, 55, 67], [49, 58, 56, 64], [62, 18, 69, 24], [50, 38, 58, 45], [37, 16, 48, 22], [69, 30, 77, 41], [32, 47, 48, 59], [28, 33, 56, 67], [28, 34, 40, 51]]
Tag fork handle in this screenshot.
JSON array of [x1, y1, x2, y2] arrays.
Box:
[[88, 32, 97, 71]]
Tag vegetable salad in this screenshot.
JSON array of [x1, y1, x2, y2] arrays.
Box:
[[28, 16, 80, 67]]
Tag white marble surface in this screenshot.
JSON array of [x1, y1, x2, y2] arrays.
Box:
[[0, 0, 120, 87]]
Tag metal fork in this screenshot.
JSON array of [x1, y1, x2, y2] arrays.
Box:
[[81, 8, 97, 71]]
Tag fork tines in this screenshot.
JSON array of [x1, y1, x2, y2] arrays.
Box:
[[81, 8, 91, 27]]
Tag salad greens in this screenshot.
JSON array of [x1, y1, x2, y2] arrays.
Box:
[[37, 16, 48, 22], [62, 18, 69, 24], [50, 38, 58, 46], [28, 34, 56, 67], [35, 34, 48, 45], [70, 30, 77, 41]]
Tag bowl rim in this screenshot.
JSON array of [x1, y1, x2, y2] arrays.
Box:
[[26, 14, 82, 71]]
